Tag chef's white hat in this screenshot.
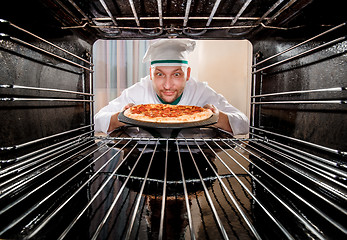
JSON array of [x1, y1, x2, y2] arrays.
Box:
[[143, 39, 196, 66]]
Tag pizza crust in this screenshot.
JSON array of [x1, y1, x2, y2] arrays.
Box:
[[124, 104, 213, 123]]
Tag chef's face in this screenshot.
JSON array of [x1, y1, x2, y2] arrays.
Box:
[[150, 66, 191, 103]]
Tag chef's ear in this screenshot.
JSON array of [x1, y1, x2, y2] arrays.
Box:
[[149, 67, 152, 80], [186, 67, 191, 81]]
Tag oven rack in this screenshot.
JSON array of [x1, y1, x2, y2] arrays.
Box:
[[0, 20, 94, 111], [0, 19, 93, 72], [252, 22, 346, 67], [0, 84, 93, 96], [104, 172, 249, 185], [252, 86, 346, 98], [251, 21, 346, 73], [0, 125, 94, 163], [252, 35, 346, 74], [55, 0, 311, 37], [0, 129, 346, 239], [99, 132, 347, 193], [251, 127, 347, 157], [251, 22, 346, 75], [0, 83, 94, 102]]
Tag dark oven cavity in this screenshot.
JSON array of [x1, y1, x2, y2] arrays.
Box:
[[0, 0, 346, 239]]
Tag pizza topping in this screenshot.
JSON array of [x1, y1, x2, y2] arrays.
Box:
[[129, 104, 205, 117], [124, 104, 213, 123]]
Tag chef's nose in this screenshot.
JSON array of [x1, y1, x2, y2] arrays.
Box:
[[163, 77, 173, 89]]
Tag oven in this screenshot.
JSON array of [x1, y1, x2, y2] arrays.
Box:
[[0, 0, 346, 239]]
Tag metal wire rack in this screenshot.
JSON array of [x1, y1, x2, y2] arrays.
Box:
[[0, 126, 345, 239], [54, 0, 311, 37]]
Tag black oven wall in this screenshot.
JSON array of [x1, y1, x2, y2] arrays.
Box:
[[0, 0, 93, 159], [251, 34, 347, 161], [249, 0, 346, 162]]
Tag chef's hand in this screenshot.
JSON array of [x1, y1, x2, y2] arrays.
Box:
[[203, 104, 233, 134], [122, 103, 135, 111], [203, 104, 219, 115], [107, 103, 135, 133]]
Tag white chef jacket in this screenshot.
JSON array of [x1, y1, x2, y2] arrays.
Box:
[[94, 76, 249, 135]]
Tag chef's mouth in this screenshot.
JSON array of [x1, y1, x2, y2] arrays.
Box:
[[162, 91, 175, 96]]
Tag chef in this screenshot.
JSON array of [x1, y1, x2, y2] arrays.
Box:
[[94, 39, 249, 135]]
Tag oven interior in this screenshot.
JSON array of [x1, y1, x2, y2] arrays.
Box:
[[0, 0, 346, 239]]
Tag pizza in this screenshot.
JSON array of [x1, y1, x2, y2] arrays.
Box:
[[123, 104, 213, 123]]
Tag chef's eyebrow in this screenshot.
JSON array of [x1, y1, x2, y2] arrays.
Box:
[[171, 68, 184, 72]]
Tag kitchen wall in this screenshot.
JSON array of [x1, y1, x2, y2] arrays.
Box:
[[93, 40, 150, 115], [189, 40, 252, 128]]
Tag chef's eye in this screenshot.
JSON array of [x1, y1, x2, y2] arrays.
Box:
[[173, 72, 181, 77], [156, 72, 164, 77]]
